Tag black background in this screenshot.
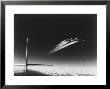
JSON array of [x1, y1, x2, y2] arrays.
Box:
[[14, 14, 97, 65]]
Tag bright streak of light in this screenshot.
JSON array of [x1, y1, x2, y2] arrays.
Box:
[[48, 38, 79, 54]]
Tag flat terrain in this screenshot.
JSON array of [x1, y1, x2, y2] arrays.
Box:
[[14, 65, 96, 76], [14, 70, 50, 76]]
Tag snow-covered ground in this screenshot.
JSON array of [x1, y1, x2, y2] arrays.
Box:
[[14, 65, 96, 76]]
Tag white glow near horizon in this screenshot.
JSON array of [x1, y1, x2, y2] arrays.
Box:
[[28, 65, 96, 76], [5, 5, 106, 85]]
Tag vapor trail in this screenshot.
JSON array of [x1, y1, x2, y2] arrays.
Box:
[[48, 38, 79, 54]]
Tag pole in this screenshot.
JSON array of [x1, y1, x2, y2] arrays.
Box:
[[25, 37, 28, 72]]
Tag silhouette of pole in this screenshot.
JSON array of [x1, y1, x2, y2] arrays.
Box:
[[25, 36, 28, 72]]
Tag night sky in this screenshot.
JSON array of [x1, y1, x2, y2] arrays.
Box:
[[14, 14, 97, 66]]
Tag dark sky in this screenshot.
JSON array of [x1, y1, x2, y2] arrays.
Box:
[[14, 14, 97, 66]]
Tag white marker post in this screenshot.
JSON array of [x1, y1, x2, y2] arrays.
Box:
[[25, 37, 28, 72]]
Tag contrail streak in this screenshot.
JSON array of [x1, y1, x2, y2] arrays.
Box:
[[48, 38, 79, 54]]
